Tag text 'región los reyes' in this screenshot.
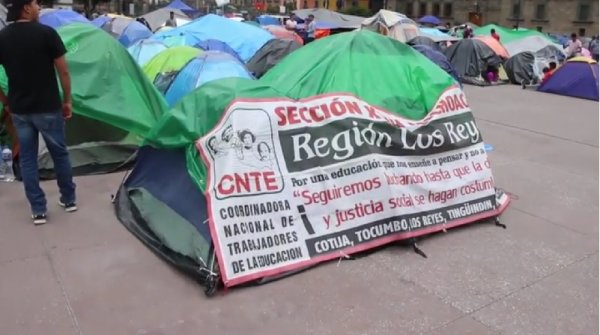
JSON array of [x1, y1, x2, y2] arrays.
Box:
[[278, 113, 482, 173]]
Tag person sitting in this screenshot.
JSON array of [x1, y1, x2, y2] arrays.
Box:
[[485, 65, 498, 84], [541, 67, 553, 83]]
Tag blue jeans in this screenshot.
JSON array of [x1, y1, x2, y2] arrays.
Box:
[[11, 112, 76, 215]]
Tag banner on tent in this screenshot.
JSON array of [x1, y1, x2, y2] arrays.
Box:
[[197, 86, 510, 287]]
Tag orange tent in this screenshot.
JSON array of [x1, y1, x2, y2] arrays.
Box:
[[263, 25, 304, 45], [474, 36, 509, 59]]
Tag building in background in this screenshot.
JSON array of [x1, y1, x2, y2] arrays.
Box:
[[380, 0, 598, 36]]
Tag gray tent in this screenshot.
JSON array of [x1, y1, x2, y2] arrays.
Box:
[[444, 38, 502, 86], [505, 48, 563, 86], [293, 8, 365, 29], [139, 8, 189, 32], [504, 52, 538, 85], [535, 45, 565, 62], [246, 39, 301, 78]]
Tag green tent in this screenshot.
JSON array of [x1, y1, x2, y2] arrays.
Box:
[[115, 30, 510, 293], [474, 24, 552, 44], [474, 24, 564, 57], [142, 46, 202, 84], [0, 23, 167, 178]]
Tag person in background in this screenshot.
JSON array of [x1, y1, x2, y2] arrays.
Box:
[[541, 67, 552, 83], [462, 25, 472, 39], [304, 14, 316, 44], [0, 0, 77, 225], [566, 32, 582, 59], [491, 28, 500, 42], [165, 11, 177, 27], [285, 17, 297, 30], [589, 36, 599, 61]]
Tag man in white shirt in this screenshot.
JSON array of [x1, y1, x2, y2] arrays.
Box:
[[566, 33, 583, 59], [165, 11, 177, 27], [305, 14, 316, 43]]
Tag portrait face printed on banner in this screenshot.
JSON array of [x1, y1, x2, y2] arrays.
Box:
[[203, 108, 284, 200]]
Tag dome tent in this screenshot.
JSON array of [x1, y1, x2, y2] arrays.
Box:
[[115, 30, 509, 293], [361, 9, 419, 43], [127, 39, 169, 66], [152, 14, 273, 62], [99, 16, 153, 47], [0, 24, 167, 178], [537, 57, 599, 101], [444, 38, 503, 86], [246, 39, 302, 78], [39, 9, 90, 29], [143, 47, 254, 107]]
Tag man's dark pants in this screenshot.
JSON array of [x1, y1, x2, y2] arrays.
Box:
[[11, 112, 76, 215]]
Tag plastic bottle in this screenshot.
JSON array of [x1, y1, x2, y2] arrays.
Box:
[[1, 146, 15, 182]]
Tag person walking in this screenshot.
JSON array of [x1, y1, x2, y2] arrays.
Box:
[[0, 0, 77, 225]]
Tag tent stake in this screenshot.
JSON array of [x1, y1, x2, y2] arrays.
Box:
[[494, 216, 507, 229], [410, 238, 428, 258]]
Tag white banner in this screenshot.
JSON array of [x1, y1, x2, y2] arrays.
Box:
[[197, 86, 510, 287]]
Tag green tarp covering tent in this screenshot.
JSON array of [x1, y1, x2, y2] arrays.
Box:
[[115, 30, 509, 293], [474, 24, 564, 57], [0, 23, 167, 178]]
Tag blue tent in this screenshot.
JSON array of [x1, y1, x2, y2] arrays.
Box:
[[118, 21, 153, 47], [194, 39, 243, 63], [128, 39, 169, 66], [418, 15, 440, 26], [39, 9, 90, 29], [159, 51, 254, 106], [412, 44, 461, 85], [152, 14, 273, 62]]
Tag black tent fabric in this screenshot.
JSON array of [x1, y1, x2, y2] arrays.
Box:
[[444, 39, 503, 86], [408, 36, 442, 52], [505, 52, 537, 85], [535, 45, 565, 62], [246, 39, 302, 78]]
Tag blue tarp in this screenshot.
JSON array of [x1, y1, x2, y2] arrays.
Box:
[[257, 15, 280, 26], [165, 0, 195, 11], [420, 27, 451, 38], [164, 50, 254, 106], [40, 9, 90, 29], [127, 39, 169, 66], [418, 15, 440, 26], [118, 21, 153, 47], [152, 14, 273, 62]]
